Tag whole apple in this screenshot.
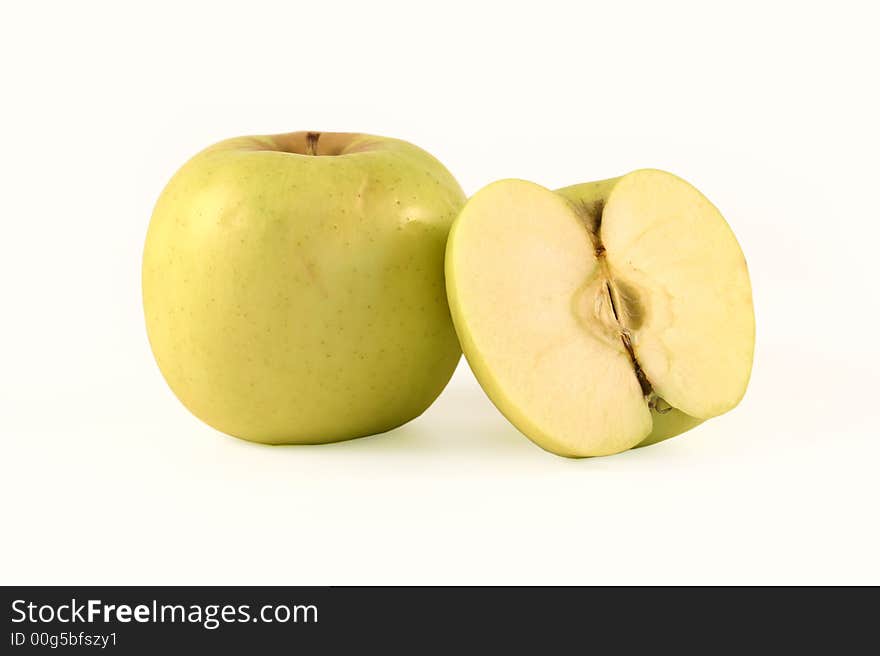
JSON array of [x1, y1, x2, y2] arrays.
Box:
[[143, 131, 466, 444], [445, 170, 754, 457]]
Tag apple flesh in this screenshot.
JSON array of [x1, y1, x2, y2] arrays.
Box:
[[143, 131, 466, 444], [445, 170, 754, 457]]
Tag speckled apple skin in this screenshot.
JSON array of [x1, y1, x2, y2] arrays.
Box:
[[143, 133, 465, 444]]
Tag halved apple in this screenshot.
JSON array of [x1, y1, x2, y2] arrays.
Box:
[[445, 170, 754, 457]]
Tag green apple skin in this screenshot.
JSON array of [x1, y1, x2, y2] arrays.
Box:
[[143, 132, 465, 444], [638, 408, 704, 447]]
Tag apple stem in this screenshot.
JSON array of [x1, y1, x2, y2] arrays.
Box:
[[306, 132, 321, 156]]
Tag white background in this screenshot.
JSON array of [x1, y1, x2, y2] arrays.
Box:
[[2, 1, 878, 585]]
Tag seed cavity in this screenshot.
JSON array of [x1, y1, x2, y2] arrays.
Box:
[[573, 196, 655, 401], [612, 278, 644, 330], [621, 330, 653, 397], [605, 281, 620, 321]]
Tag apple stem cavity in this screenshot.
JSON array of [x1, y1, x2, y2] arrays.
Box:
[[306, 131, 321, 156], [574, 199, 606, 257]]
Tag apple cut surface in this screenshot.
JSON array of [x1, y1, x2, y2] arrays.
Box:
[[446, 170, 754, 457], [594, 171, 754, 420], [445, 180, 652, 457]]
